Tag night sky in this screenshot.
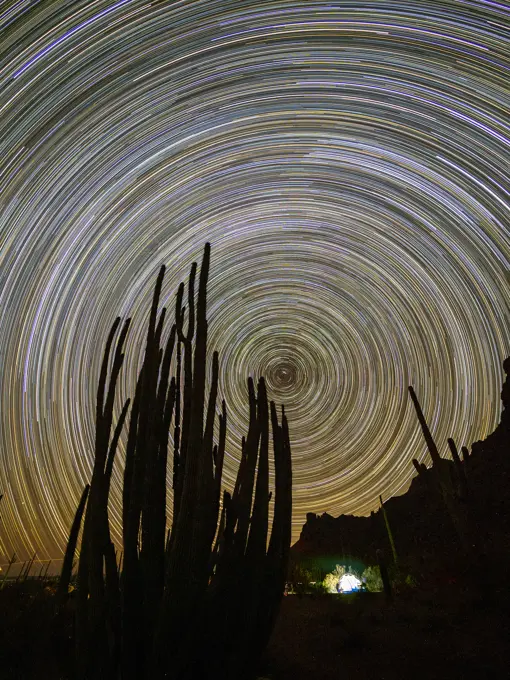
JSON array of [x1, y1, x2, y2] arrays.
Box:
[[0, 1, 508, 567]]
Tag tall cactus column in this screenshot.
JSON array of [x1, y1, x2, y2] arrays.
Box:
[[71, 243, 292, 680], [408, 385, 469, 551]]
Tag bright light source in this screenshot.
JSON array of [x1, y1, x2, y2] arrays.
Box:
[[339, 573, 361, 593]]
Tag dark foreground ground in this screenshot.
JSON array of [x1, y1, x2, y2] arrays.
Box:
[[1, 581, 509, 679], [263, 585, 510, 680]]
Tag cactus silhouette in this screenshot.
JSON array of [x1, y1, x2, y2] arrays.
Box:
[[56, 483, 90, 610], [408, 386, 469, 550], [72, 243, 292, 680]]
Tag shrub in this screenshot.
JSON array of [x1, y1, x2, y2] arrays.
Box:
[[323, 565, 346, 593], [361, 565, 383, 592]]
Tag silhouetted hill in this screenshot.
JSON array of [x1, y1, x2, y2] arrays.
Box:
[[291, 358, 510, 580]]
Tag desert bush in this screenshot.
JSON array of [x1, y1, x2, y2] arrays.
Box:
[[323, 565, 346, 593], [361, 566, 383, 592]]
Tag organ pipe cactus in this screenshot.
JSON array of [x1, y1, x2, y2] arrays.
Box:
[[379, 495, 398, 568], [15, 561, 26, 583], [73, 243, 292, 680], [56, 483, 90, 610], [22, 552, 36, 582], [42, 560, 51, 580], [0, 552, 16, 589], [76, 315, 131, 679], [412, 458, 427, 475], [408, 386, 469, 550], [408, 386, 441, 465], [448, 437, 469, 501]]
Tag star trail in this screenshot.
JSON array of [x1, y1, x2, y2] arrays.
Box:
[[0, 0, 509, 566]]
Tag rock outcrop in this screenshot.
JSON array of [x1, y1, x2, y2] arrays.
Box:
[[472, 356, 510, 456], [291, 358, 510, 578]]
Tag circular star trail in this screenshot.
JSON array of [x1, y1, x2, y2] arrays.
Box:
[[0, 1, 509, 566]]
